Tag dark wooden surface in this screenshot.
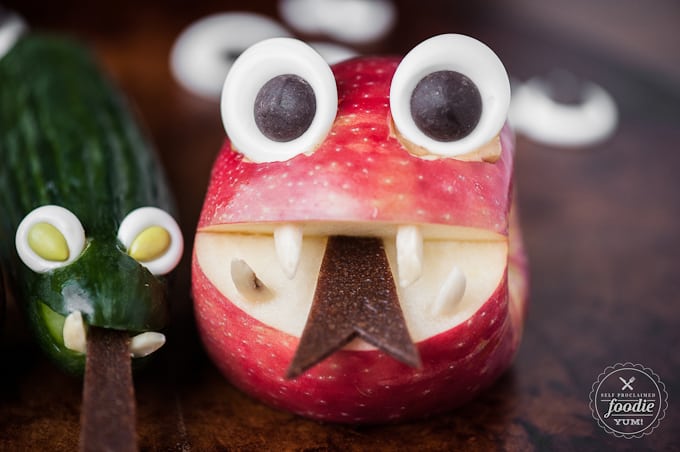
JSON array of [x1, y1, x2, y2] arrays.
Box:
[[1, 1, 679, 450]]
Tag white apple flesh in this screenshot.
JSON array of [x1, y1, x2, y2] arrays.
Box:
[[196, 228, 507, 343]]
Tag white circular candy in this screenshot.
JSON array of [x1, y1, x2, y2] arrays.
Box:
[[0, 10, 27, 60], [390, 34, 511, 157], [117, 207, 184, 276], [308, 41, 359, 65], [15, 205, 86, 273], [509, 76, 618, 147], [170, 12, 291, 99], [279, 0, 396, 44], [221, 37, 338, 163]]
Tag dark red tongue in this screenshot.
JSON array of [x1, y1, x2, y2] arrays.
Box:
[[286, 236, 421, 379]]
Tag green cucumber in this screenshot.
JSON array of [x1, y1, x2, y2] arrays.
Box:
[[0, 34, 181, 374], [0, 272, 4, 329]]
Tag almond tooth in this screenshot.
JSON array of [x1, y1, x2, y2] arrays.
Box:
[[432, 266, 466, 315], [396, 225, 423, 287], [231, 259, 274, 302], [274, 223, 303, 279], [129, 332, 165, 358], [63, 311, 87, 354]]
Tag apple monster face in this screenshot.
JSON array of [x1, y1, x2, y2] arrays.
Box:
[[192, 34, 529, 423]]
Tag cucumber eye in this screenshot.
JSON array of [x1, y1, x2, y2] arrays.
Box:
[[390, 34, 510, 158], [15, 205, 86, 273], [118, 207, 183, 275], [221, 37, 337, 163]]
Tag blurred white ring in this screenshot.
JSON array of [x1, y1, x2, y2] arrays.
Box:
[[279, 0, 396, 44], [170, 12, 291, 99], [0, 11, 27, 60], [308, 41, 358, 65], [510, 77, 618, 147]]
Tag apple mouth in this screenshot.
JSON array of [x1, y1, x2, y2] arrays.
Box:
[[195, 222, 508, 376]]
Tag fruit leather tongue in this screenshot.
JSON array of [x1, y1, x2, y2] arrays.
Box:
[[80, 328, 137, 452], [286, 236, 421, 379]]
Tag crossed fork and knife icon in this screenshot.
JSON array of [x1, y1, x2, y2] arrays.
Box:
[[619, 376, 635, 390]]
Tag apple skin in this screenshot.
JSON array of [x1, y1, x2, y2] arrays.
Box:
[[192, 55, 528, 422], [198, 58, 513, 235]]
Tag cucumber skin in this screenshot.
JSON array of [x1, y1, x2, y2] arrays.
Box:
[[0, 272, 4, 330], [0, 35, 175, 374]]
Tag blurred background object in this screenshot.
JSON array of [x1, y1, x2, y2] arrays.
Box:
[[170, 12, 290, 99], [278, 0, 397, 44], [509, 71, 619, 147]]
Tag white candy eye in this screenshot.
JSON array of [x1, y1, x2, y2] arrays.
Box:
[[15, 205, 86, 273], [390, 34, 510, 157], [117, 207, 183, 276], [170, 12, 291, 99], [221, 37, 338, 163]]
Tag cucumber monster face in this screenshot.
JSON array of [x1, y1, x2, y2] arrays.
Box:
[[0, 34, 183, 374], [193, 35, 529, 423]]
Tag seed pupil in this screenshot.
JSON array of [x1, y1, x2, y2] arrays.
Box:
[[129, 226, 171, 262], [28, 222, 69, 261]]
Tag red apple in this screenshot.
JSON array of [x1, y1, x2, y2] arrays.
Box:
[[192, 35, 528, 423]]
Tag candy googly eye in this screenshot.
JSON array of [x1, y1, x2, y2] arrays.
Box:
[[390, 34, 511, 158], [170, 12, 291, 99], [15, 205, 86, 273], [117, 207, 183, 275], [221, 37, 338, 163]]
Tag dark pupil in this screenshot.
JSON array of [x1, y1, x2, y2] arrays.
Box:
[[254, 74, 316, 142], [410, 70, 482, 142], [542, 69, 587, 106]]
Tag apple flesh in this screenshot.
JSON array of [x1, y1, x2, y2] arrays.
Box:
[[192, 56, 528, 422]]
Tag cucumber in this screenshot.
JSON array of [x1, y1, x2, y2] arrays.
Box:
[[0, 272, 4, 329], [0, 34, 183, 374]]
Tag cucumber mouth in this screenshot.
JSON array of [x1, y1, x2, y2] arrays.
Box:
[[40, 302, 165, 358]]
